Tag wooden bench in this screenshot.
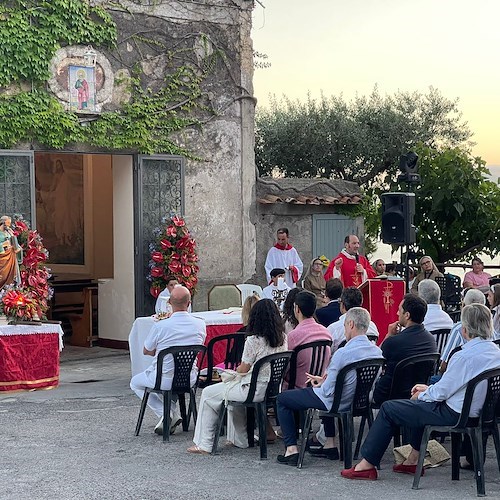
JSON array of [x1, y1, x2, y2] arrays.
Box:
[[49, 279, 98, 347]]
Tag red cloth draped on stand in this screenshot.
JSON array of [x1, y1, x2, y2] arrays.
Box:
[[0, 333, 60, 392]]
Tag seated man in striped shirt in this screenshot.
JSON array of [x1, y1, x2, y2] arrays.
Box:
[[436, 288, 486, 377]]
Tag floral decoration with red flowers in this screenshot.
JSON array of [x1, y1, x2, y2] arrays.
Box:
[[147, 214, 199, 297], [0, 215, 53, 320]]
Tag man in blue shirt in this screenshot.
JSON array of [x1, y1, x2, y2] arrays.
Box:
[[342, 303, 500, 481], [275, 307, 383, 466]]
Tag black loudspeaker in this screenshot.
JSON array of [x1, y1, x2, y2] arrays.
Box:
[[381, 192, 416, 245]]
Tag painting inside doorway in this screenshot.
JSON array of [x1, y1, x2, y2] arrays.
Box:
[[35, 153, 85, 265]]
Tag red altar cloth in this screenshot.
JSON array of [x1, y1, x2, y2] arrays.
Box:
[[359, 278, 406, 345], [0, 332, 60, 392], [200, 323, 244, 370]]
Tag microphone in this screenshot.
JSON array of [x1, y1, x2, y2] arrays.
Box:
[[355, 253, 359, 263]]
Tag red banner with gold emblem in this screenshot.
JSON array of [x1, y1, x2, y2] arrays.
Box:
[[358, 279, 406, 344]]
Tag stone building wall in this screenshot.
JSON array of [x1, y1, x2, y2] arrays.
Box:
[[101, 0, 257, 310]]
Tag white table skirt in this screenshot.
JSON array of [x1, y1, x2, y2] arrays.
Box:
[[128, 309, 242, 377], [0, 324, 65, 351]]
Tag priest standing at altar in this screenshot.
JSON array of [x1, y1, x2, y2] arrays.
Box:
[[265, 228, 303, 288], [324, 234, 376, 287]]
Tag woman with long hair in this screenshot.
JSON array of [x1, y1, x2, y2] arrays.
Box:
[[282, 287, 302, 334], [303, 257, 326, 308], [239, 292, 260, 331], [410, 255, 443, 293], [188, 299, 288, 454]]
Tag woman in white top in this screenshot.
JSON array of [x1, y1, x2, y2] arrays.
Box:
[[188, 299, 288, 454]]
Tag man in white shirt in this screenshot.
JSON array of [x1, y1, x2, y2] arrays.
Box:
[[155, 277, 192, 314], [418, 279, 453, 331], [262, 268, 291, 310], [130, 286, 206, 434], [155, 276, 179, 314], [327, 287, 379, 351], [265, 228, 303, 288], [342, 303, 500, 481]]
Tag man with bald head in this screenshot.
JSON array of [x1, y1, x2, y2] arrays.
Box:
[[324, 235, 376, 287], [130, 285, 206, 435]]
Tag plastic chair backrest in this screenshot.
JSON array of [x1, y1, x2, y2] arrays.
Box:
[[243, 351, 293, 404], [454, 368, 500, 429], [204, 332, 246, 375], [430, 328, 451, 355], [236, 284, 263, 305], [330, 358, 385, 414], [288, 339, 332, 389], [208, 284, 242, 311], [352, 359, 385, 415], [154, 344, 206, 392], [389, 353, 440, 400]]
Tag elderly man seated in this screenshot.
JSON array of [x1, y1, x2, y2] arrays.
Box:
[[275, 307, 383, 466], [437, 289, 486, 377], [130, 286, 206, 435], [342, 303, 500, 480], [327, 287, 379, 351], [418, 279, 453, 331]]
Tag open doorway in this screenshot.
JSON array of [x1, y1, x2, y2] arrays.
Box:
[[34, 153, 136, 347]]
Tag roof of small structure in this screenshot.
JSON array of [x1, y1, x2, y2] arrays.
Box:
[[256, 177, 362, 205]]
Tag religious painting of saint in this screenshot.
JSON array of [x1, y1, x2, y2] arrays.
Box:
[[35, 153, 85, 266], [69, 65, 96, 112]]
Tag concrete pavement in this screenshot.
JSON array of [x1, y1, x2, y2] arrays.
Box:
[[0, 347, 499, 499]]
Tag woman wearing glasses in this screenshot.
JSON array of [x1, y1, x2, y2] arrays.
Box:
[[410, 256, 443, 294]]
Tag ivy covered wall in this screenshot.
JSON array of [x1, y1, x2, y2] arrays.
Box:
[[0, 0, 254, 157], [0, 0, 258, 309]]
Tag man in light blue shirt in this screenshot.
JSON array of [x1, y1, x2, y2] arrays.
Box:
[[275, 307, 383, 466], [342, 303, 500, 481]]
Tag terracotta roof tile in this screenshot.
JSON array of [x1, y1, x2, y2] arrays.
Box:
[[257, 177, 362, 205]]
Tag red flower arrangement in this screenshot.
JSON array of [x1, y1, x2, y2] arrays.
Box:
[[0, 215, 52, 320], [148, 214, 199, 298]]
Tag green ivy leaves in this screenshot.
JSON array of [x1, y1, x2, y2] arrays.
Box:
[[0, 1, 116, 85]]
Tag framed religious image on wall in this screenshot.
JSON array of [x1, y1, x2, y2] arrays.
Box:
[[34, 153, 93, 274], [68, 65, 96, 112]]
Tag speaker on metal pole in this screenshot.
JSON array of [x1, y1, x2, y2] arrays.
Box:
[[381, 192, 416, 245]]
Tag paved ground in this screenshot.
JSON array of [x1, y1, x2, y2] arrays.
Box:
[[1, 347, 499, 500]]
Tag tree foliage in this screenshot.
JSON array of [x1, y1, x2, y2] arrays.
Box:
[[255, 87, 472, 186], [408, 145, 500, 263]]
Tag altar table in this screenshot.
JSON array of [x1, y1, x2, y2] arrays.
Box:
[[128, 309, 243, 376], [0, 324, 64, 392]]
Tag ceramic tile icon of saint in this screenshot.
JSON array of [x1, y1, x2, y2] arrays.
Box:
[[69, 65, 96, 112]]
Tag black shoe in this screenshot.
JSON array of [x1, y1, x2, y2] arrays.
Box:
[[277, 453, 299, 466], [308, 446, 339, 460], [306, 437, 323, 450]]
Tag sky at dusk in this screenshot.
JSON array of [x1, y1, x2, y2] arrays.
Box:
[[251, 0, 500, 181]]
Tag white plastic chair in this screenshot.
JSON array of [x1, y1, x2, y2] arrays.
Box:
[[236, 284, 263, 305]]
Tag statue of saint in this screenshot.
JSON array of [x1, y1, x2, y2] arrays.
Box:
[[0, 215, 22, 289]]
